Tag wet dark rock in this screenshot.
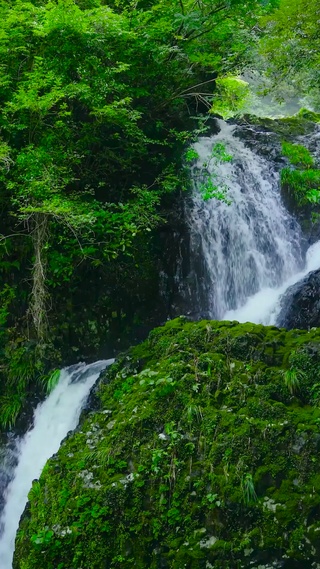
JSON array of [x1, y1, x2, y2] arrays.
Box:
[[231, 115, 320, 246], [277, 269, 320, 329], [233, 123, 284, 167]]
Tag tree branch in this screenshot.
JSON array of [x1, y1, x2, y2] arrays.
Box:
[[182, 4, 228, 42], [0, 233, 30, 242], [179, 78, 216, 94]]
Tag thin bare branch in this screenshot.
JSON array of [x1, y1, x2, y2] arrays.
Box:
[[179, 78, 216, 94], [0, 233, 30, 242]]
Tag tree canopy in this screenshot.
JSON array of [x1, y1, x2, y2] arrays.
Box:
[[259, 0, 320, 109]]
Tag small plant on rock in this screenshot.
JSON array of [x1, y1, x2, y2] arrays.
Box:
[[241, 473, 257, 505], [284, 368, 305, 395]]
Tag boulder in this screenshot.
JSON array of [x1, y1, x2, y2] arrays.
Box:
[[277, 269, 320, 329], [13, 319, 320, 569]]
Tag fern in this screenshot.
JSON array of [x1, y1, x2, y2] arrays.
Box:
[[284, 368, 305, 394], [241, 474, 257, 505], [41, 369, 60, 394], [0, 394, 23, 429]]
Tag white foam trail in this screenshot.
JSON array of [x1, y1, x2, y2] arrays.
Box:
[[224, 241, 320, 324], [0, 359, 114, 569]]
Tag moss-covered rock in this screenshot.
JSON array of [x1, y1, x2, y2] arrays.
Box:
[[239, 111, 320, 139], [13, 319, 320, 569]]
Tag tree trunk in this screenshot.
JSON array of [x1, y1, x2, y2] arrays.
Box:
[[30, 213, 49, 344]]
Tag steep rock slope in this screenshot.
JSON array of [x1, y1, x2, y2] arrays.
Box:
[[14, 319, 320, 569]]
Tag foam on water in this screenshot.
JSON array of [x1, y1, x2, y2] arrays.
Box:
[[225, 241, 320, 324]]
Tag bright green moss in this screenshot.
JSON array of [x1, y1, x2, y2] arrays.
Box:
[[281, 167, 320, 205], [13, 319, 320, 569], [241, 113, 318, 137], [281, 142, 314, 169], [296, 108, 320, 123]]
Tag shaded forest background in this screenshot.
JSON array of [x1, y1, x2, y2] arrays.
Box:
[[0, 0, 319, 429]]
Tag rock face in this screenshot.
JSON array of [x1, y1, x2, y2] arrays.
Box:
[[13, 319, 320, 569], [233, 114, 320, 246], [277, 269, 320, 329]]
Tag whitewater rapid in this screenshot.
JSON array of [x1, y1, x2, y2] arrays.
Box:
[[225, 240, 320, 324], [0, 359, 113, 569]]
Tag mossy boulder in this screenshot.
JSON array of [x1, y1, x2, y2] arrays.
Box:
[[13, 319, 320, 569]]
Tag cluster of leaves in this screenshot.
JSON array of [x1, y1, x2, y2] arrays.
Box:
[[210, 76, 252, 119], [281, 142, 320, 205], [186, 142, 233, 202], [282, 142, 315, 169]]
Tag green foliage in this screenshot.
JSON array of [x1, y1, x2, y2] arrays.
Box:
[[31, 528, 54, 548], [283, 350, 311, 395], [297, 108, 320, 123], [210, 76, 252, 119], [199, 179, 230, 203], [184, 149, 199, 164], [284, 369, 301, 395], [259, 0, 320, 109], [28, 481, 42, 504], [211, 143, 233, 164], [0, 338, 61, 429], [241, 474, 257, 505], [42, 369, 60, 394], [281, 142, 314, 169], [193, 142, 232, 203], [281, 168, 320, 206], [0, 393, 23, 430], [13, 319, 320, 569], [0, 284, 15, 343], [281, 139, 320, 207]]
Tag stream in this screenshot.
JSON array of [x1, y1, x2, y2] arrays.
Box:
[[0, 360, 113, 569]]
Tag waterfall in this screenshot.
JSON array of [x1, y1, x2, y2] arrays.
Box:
[[0, 359, 113, 569], [186, 119, 320, 323]]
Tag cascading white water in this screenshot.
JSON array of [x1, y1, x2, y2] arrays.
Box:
[[187, 119, 316, 322], [225, 240, 320, 324], [0, 359, 113, 569]]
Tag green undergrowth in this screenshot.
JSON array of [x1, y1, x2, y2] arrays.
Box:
[[277, 129, 320, 243], [14, 319, 320, 568], [282, 142, 315, 169], [0, 334, 62, 431], [281, 167, 320, 206], [280, 140, 320, 208]]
